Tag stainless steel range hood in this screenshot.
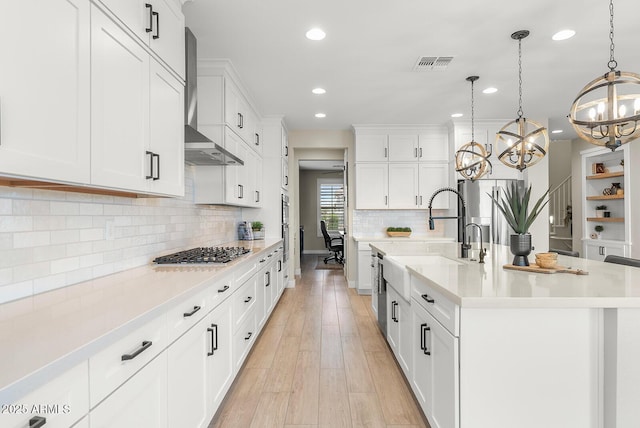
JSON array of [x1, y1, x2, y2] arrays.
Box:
[[184, 28, 243, 166]]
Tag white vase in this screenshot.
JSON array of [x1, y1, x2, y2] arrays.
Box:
[[595, 210, 604, 218]]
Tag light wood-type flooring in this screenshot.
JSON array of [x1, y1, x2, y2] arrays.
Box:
[[209, 254, 430, 428]]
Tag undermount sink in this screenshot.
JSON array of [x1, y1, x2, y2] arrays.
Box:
[[383, 255, 462, 300]]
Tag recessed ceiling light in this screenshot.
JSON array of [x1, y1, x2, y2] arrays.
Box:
[[552, 29, 576, 41], [451, 113, 464, 118], [306, 28, 326, 41], [312, 88, 326, 95], [315, 113, 326, 118], [483, 87, 498, 94], [551, 129, 564, 134]]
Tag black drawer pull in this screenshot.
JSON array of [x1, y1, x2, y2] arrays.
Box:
[[145, 151, 153, 179], [145, 4, 153, 33], [121, 340, 152, 361], [421, 294, 435, 304], [244, 332, 252, 341], [207, 324, 218, 356], [152, 152, 160, 180], [29, 416, 47, 428], [152, 11, 159, 39], [244, 296, 252, 303], [421, 323, 431, 356], [218, 285, 230, 293], [183, 305, 201, 317]]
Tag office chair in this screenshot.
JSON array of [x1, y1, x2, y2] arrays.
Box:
[[603, 255, 640, 267], [320, 221, 344, 264], [550, 248, 580, 257]]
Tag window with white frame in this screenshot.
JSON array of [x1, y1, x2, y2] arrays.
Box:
[[317, 178, 344, 233]]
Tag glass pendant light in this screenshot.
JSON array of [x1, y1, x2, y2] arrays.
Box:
[[568, 0, 640, 151], [455, 76, 492, 181], [496, 30, 549, 171]]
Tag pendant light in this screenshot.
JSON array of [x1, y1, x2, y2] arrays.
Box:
[[496, 30, 549, 171], [455, 76, 492, 181], [568, 0, 640, 151]]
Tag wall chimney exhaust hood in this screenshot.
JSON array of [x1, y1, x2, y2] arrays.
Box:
[[184, 28, 243, 166]]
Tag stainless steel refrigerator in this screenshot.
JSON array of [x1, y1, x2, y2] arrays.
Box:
[[457, 179, 525, 245]]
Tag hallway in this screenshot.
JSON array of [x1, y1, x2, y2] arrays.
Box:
[[209, 255, 429, 427]]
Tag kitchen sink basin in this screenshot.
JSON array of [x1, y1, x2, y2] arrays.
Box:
[[383, 255, 462, 301]]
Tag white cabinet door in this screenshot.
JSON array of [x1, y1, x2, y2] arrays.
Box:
[[0, 0, 90, 184], [419, 130, 450, 162], [356, 135, 388, 162], [167, 314, 209, 428], [90, 352, 168, 428], [412, 301, 433, 417], [149, 59, 184, 196], [583, 240, 627, 261], [357, 250, 372, 292], [90, 5, 149, 192], [419, 164, 450, 209], [427, 311, 459, 428], [388, 135, 419, 162], [389, 163, 419, 209], [355, 163, 388, 209], [387, 287, 400, 353], [397, 296, 412, 378], [206, 301, 234, 415]]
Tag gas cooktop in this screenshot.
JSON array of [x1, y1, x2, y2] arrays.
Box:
[[153, 246, 251, 264]]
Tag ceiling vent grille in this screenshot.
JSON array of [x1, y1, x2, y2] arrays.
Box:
[[413, 56, 453, 71]]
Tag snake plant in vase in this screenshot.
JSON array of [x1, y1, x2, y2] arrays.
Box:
[[488, 182, 549, 266]]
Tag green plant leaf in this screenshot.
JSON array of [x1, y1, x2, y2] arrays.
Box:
[[487, 183, 549, 234]]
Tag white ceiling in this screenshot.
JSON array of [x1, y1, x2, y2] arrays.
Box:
[[183, 0, 640, 139], [299, 160, 345, 171]]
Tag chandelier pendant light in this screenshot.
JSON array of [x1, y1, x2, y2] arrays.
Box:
[[568, 0, 640, 151], [496, 30, 549, 172], [455, 76, 492, 181]]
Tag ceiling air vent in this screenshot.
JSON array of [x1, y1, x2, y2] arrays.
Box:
[[413, 56, 453, 71]]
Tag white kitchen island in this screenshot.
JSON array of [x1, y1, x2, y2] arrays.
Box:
[[372, 241, 640, 428]]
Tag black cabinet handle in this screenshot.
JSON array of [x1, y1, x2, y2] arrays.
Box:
[[238, 184, 244, 199], [237, 113, 244, 129], [285, 145, 288, 157], [285, 175, 288, 185], [244, 296, 252, 303], [218, 285, 230, 293], [121, 340, 152, 361], [152, 153, 160, 180], [265, 271, 271, 287], [255, 191, 260, 203], [421, 294, 435, 304], [183, 305, 201, 317], [244, 332, 252, 340], [145, 4, 153, 33], [29, 416, 46, 428], [145, 151, 153, 179], [421, 323, 431, 355], [207, 324, 218, 356], [391, 300, 397, 322], [255, 133, 260, 146], [278, 260, 282, 272], [419, 147, 423, 158], [152, 11, 159, 39]]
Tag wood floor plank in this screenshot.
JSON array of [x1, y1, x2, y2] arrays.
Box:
[[341, 335, 375, 393], [263, 334, 301, 392], [321, 324, 344, 368], [349, 294, 370, 317], [285, 351, 321, 425], [211, 368, 268, 428], [349, 392, 387, 428], [337, 306, 359, 336], [365, 351, 421, 425], [283, 306, 306, 337], [318, 368, 352, 427], [249, 391, 290, 428], [245, 321, 286, 369]]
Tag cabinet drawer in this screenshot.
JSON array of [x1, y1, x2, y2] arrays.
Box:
[[207, 272, 235, 310], [1, 362, 89, 428], [233, 275, 257, 332], [167, 286, 209, 343], [411, 277, 459, 336], [89, 312, 167, 407], [235, 260, 257, 286], [233, 310, 256, 371]]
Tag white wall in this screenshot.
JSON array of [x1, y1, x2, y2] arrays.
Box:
[[0, 166, 242, 303]]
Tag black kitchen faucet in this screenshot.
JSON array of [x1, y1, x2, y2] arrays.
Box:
[[427, 187, 469, 259]]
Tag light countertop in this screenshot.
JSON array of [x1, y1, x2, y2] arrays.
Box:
[[0, 239, 282, 404], [352, 235, 455, 243], [371, 242, 640, 308]]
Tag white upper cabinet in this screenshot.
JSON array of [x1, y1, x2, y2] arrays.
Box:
[[419, 129, 450, 162], [355, 134, 389, 162], [95, 0, 185, 78], [355, 163, 389, 209], [0, 0, 91, 184], [388, 135, 419, 162]]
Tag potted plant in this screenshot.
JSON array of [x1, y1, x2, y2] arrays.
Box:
[[595, 205, 607, 218], [251, 221, 264, 240], [594, 225, 604, 239], [488, 182, 549, 266], [386, 226, 412, 237]]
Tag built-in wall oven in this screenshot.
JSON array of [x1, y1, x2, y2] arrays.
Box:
[[376, 252, 387, 336], [281, 194, 289, 262]]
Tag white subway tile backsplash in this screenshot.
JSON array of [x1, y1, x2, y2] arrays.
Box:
[[0, 167, 242, 303]]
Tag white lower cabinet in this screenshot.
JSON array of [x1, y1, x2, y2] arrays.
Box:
[[205, 302, 234, 413], [386, 285, 411, 376], [1, 362, 89, 428], [90, 353, 168, 428], [583, 239, 627, 261], [356, 242, 373, 293]]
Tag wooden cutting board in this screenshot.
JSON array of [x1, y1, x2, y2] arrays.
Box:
[[503, 264, 589, 275]]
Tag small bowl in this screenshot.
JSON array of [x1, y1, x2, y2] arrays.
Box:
[[536, 258, 558, 269], [535, 252, 558, 260]]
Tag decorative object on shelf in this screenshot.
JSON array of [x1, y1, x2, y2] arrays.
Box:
[[610, 182, 623, 195], [251, 221, 265, 240], [593, 162, 606, 174], [455, 76, 492, 181], [568, 0, 640, 151], [603, 187, 612, 196], [488, 182, 550, 266], [496, 30, 549, 171], [604, 211, 611, 218], [386, 227, 412, 237], [595, 205, 607, 217], [595, 224, 604, 239]]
